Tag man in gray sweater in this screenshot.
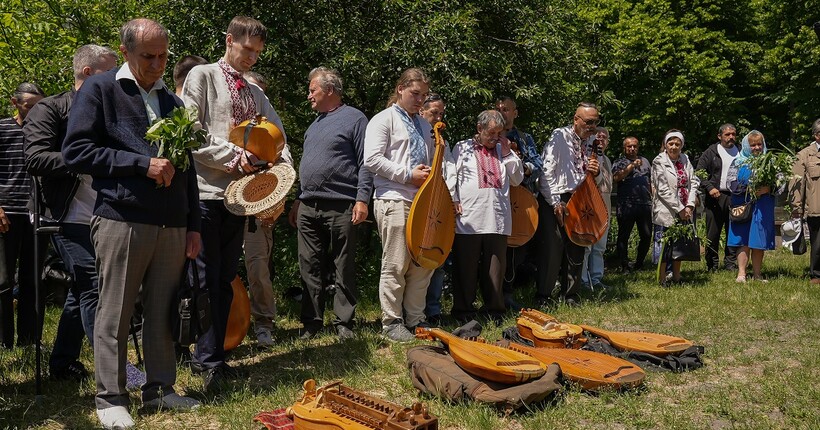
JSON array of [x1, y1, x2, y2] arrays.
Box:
[[287, 67, 372, 340]]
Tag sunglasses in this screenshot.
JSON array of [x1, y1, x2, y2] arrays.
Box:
[[575, 116, 600, 126], [424, 93, 442, 104]]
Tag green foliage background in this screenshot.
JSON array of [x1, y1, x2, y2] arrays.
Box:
[[2, 0, 819, 157]]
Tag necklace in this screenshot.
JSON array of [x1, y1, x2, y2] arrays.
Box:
[[327, 103, 344, 113]]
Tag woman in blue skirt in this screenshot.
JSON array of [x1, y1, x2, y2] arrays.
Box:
[[727, 130, 776, 283]]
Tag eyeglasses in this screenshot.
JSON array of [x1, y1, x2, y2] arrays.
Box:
[[575, 115, 600, 126], [424, 93, 442, 104]]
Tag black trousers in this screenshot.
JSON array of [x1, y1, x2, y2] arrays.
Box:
[[193, 201, 246, 370], [807, 217, 820, 280], [452, 233, 506, 322], [534, 194, 585, 301], [615, 203, 652, 270], [0, 214, 44, 348], [297, 199, 357, 329], [704, 192, 738, 270]]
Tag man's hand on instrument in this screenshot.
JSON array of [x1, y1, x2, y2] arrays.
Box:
[[632, 158, 642, 168], [500, 136, 513, 157], [587, 159, 600, 176], [709, 188, 721, 199], [553, 202, 567, 227], [0, 207, 9, 233], [147, 157, 175, 187], [239, 150, 267, 174], [352, 201, 369, 225], [409, 164, 431, 187], [288, 200, 301, 228], [454, 202, 463, 216]]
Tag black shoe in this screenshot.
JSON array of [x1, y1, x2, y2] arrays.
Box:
[[50, 360, 90, 382], [300, 325, 322, 340], [202, 363, 246, 392], [504, 294, 522, 312]]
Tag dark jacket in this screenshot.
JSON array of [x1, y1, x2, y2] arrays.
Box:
[[695, 142, 741, 196], [23, 89, 79, 220], [62, 68, 200, 231]]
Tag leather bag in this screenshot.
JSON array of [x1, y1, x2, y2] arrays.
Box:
[[730, 201, 752, 223], [173, 259, 211, 346], [670, 222, 701, 262]]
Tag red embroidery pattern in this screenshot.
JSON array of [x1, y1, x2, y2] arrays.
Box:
[[675, 160, 689, 205], [218, 59, 256, 127], [474, 140, 502, 189]]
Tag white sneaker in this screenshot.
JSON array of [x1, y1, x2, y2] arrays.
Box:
[[142, 393, 201, 412], [97, 406, 135, 429], [256, 328, 275, 348]]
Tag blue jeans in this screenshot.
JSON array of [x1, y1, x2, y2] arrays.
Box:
[[193, 201, 246, 370], [49, 223, 99, 369], [425, 256, 451, 319], [582, 224, 609, 286]]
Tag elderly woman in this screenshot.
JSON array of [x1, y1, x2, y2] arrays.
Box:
[[727, 131, 776, 283], [651, 130, 700, 284], [448, 110, 523, 322]]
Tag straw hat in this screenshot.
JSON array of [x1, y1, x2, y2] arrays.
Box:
[[224, 163, 295, 220], [781, 218, 803, 249]]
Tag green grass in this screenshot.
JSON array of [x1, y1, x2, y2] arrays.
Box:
[[2, 246, 820, 429]]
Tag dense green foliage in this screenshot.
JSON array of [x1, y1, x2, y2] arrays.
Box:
[[2, 0, 819, 158]]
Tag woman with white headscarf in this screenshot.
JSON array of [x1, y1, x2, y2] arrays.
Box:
[[727, 130, 776, 283], [651, 129, 699, 285]]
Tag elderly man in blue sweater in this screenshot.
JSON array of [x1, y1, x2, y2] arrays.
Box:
[[62, 18, 201, 429], [287, 67, 372, 340]]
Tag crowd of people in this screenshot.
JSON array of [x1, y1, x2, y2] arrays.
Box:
[[1, 15, 819, 430]]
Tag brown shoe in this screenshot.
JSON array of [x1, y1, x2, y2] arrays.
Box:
[[810, 278, 820, 285]]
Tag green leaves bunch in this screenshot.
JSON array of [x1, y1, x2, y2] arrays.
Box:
[[145, 106, 206, 172], [744, 150, 794, 200]]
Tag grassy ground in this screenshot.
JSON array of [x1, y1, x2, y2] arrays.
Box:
[[1, 246, 819, 429]]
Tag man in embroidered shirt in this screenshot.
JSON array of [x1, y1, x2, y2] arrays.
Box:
[[62, 19, 202, 429], [535, 102, 601, 306], [696, 123, 740, 271], [449, 110, 523, 322], [496, 96, 543, 310], [581, 126, 613, 290], [181, 16, 291, 391]]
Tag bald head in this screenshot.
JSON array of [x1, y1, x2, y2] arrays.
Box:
[[573, 102, 599, 139]]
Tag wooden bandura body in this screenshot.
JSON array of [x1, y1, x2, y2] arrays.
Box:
[[224, 276, 251, 351], [580, 324, 693, 356], [508, 186, 539, 247], [415, 327, 546, 384], [228, 115, 285, 164], [516, 309, 586, 348], [564, 141, 608, 246], [406, 122, 456, 270], [497, 340, 645, 391], [287, 379, 438, 430]]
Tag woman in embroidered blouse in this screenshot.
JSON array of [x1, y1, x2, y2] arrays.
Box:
[[727, 131, 775, 283], [651, 130, 700, 285]]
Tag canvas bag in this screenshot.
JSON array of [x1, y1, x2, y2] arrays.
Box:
[[406, 345, 561, 413]]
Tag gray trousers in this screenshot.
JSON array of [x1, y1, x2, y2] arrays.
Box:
[[91, 216, 187, 408], [243, 220, 276, 332]]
